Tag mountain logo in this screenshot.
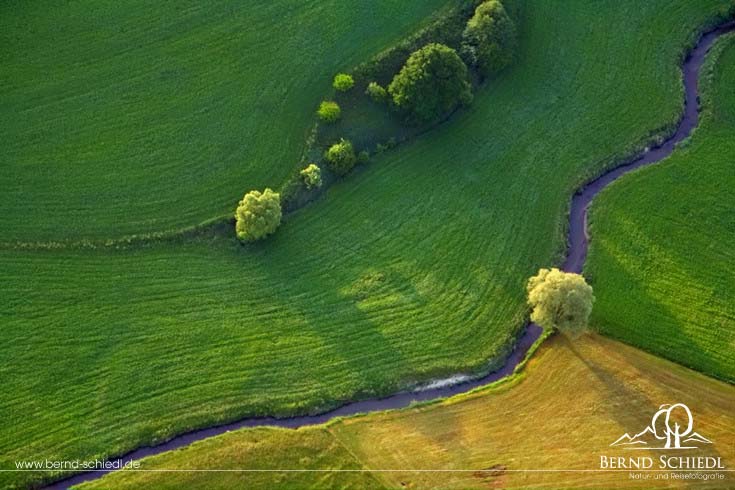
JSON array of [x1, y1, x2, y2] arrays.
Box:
[[610, 403, 712, 450]]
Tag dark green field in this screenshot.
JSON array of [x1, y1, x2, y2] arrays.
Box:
[[586, 32, 735, 382], [2, 1, 734, 489]]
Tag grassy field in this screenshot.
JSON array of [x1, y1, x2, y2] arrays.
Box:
[[0, 0, 451, 242], [586, 33, 735, 382], [76, 334, 735, 489], [3, 1, 734, 488]]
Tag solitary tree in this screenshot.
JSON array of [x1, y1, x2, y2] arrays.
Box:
[[324, 138, 357, 176], [333, 73, 354, 92], [300, 163, 322, 189], [317, 100, 341, 123], [460, 0, 516, 76], [388, 43, 473, 124], [526, 268, 594, 337], [235, 188, 282, 242]]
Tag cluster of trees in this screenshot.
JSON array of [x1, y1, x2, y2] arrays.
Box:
[[372, 0, 516, 124], [236, 0, 517, 243]]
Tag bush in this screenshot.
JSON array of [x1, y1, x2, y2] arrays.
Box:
[[365, 82, 388, 102], [235, 188, 282, 242], [317, 101, 341, 123], [388, 43, 473, 124], [324, 139, 357, 176], [333, 73, 354, 92], [300, 163, 322, 189], [461, 0, 516, 76], [357, 150, 370, 163], [526, 268, 595, 338]]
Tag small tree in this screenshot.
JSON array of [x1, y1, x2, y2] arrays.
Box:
[[461, 0, 516, 77], [365, 81, 388, 102], [388, 43, 473, 124], [526, 268, 594, 337], [317, 101, 341, 123], [300, 163, 322, 189], [333, 73, 354, 92], [324, 138, 357, 176], [235, 188, 282, 242]]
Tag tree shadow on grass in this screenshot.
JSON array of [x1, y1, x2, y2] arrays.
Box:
[[564, 335, 725, 461], [586, 220, 733, 382], [253, 250, 413, 409]]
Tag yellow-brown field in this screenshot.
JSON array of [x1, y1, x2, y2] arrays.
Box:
[[78, 334, 735, 489]]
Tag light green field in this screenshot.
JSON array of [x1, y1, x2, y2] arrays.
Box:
[[586, 33, 735, 382], [75, 334, 735, 490], [2, 1, 734, 488], [0, 0, 450, 241]]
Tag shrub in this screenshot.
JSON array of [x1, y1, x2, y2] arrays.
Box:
[[234, 188, 282, 242], [357, 150, 370, 163], [300, 163, 322, 190], [333, 73, 354, 92], [388, 43, 473, 124], [317, 101, 341, 123], [526, 268, 595, 338], [365, 82, 388, 102], [324, 139, 357, 176], [460, 0, 516, 76]]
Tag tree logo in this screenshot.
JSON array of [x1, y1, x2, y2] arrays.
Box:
[[610, 404, 712, 450]]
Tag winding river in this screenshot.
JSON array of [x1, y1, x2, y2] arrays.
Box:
[[44, 20, 735, 490]]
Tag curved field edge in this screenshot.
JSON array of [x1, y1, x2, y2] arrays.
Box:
[[2, 1, 733, 488], [0, 0, 497, 252], [585, 32, 735, 382], [0, 0, 452, 242], [74, 334, 735, 490]]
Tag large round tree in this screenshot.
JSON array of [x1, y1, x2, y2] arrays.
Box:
[[526, 268, 594, 337], [235, 188, 282, 242], [461, 0, 516, 77], [388, 43, 473, 124]]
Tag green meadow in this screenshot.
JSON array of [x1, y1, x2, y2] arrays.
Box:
[[586, 32, 735, 382], [2, 1, 734, 488], [0, 0, 450, 241]]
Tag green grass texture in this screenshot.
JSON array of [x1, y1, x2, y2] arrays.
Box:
[[0, 0, 450, 241], [2, 0, 733, 488], [586, 33, 735, 382]]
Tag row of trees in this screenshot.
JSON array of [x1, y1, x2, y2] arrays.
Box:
[[235, 0, 517, 244], [384, 0, 516, 124], [317, 1, 516, 126]]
